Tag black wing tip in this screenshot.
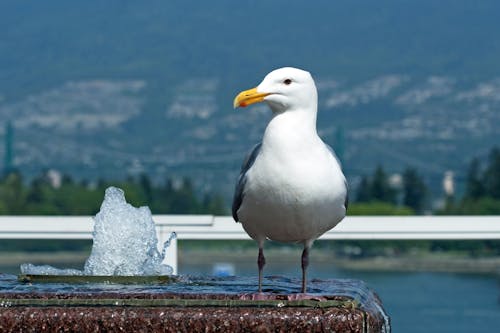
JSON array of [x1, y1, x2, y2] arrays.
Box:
[[231, 200, 240, 222], [232, 143, 262, 223], [231, 174, 245, 223], [344, 191, 349, 211], [343, 179, 349, 211]]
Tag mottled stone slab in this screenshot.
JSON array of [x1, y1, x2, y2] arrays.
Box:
[[0, 277, 390, 332]]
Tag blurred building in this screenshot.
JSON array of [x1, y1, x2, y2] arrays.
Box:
[[443, 171, 455, 197]]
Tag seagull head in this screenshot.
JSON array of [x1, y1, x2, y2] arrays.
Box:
[[234, 67, 318, 113]]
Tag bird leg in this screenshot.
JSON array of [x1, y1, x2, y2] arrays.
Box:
[[258, 246, 266, 293], [301, 246, 310, 293]]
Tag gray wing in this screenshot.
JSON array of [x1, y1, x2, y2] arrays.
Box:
[[343, 179, 349, 211], [325, 144, 349, 211], [232, 143, 262, 222]]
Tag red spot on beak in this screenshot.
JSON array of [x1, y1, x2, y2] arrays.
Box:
[[240, 102, 248, 107]]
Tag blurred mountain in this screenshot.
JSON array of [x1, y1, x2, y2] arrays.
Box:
[[0, 0, 499, 199]]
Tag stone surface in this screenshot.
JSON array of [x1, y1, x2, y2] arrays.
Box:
[[0, 307, 368, 332], [0, 276, 390, 332]]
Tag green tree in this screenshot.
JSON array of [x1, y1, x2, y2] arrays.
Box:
[[138, 173, 153, 203], [150, 178, 174, 213], [402, 167, 427, 214], [0, 170, 232, 216], [441, 197, 500, 215], [371, 165, 397, 204], [439, 146, 500, 215], [168, 178, 200, 213], [356, 175, 372, 202], [465, 158, 485, 199], [483, 147, 500, 199], [202, 193, 227, 215], [0, 172, 27, 214], [348, 202, 414, 215]]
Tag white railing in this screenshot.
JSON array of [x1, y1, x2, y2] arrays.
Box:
[[1, 215, 500, 274]]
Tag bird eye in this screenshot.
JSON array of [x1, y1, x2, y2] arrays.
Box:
[[283, 79, 292, 85]]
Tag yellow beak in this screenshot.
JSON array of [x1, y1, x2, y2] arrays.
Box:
[[233, 87, 270, 108]]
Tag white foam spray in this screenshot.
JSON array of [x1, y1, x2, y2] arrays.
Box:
[[21, 187, 175, 276]]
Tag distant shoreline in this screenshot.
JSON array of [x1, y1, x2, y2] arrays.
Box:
[[0, 252, 89, 266], [1, 250, 499, 275], [180, 248, 500, 275]]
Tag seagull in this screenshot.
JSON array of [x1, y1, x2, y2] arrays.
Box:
[[232, 67, 348, 293]]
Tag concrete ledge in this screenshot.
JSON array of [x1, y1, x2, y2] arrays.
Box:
[[0, 279, 390, 332]]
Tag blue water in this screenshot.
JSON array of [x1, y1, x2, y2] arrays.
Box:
[[1, 258, 499, 332], [350, 271, 500, 333]]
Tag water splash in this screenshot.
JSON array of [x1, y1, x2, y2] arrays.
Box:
[[19, 264, 84, 276], [21, 187, 175, 276], [159, 231, 177, 261]]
